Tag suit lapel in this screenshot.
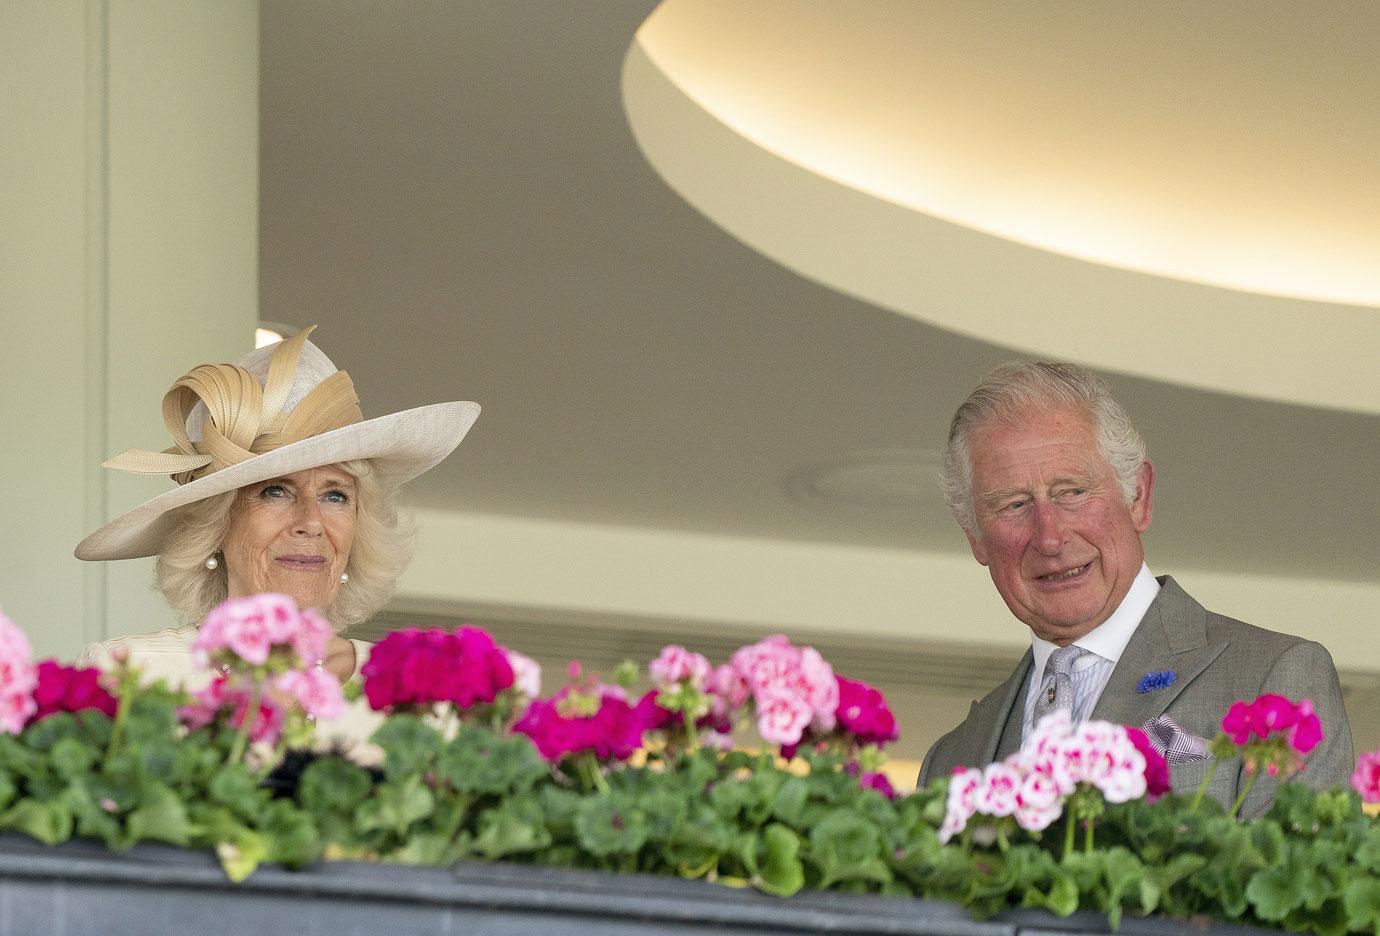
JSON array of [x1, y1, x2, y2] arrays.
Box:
[[1091, 576, 1228, 728], [959, 651, 1033, 768]]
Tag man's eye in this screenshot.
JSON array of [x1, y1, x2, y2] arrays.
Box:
[[1002, 500, 1027, 512]]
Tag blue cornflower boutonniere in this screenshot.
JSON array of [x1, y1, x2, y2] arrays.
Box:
[[1136, 670, 1178, 693]]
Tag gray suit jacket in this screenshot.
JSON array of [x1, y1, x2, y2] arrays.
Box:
[[918, 576, 1354, 817]]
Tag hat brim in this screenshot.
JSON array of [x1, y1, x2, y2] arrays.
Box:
[[75, 401, 480, 561]]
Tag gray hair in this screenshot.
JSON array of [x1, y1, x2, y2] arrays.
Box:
[[940, 362, 1147, 534], [154, 459, 414, 631]]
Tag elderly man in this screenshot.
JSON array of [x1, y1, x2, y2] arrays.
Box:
[[919, 362, 1353, 815]]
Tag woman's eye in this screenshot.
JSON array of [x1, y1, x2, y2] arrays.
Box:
[[324, 489, 351, 504], [260, 484, 287, 499]]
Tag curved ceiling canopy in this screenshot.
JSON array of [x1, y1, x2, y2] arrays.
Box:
[[624, 1, 1380, 414]]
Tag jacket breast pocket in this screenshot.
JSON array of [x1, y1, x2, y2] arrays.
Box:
[[1170, 757, 1235, 810]]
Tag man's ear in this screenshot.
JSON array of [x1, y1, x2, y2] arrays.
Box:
[[965, 527, 990, 566], [1130, 459, 1155, 533]]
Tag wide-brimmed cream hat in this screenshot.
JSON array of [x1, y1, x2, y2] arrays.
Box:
[[75, 326, 479, 561]]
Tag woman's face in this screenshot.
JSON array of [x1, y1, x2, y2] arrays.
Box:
[[221, 465, 357, 612]]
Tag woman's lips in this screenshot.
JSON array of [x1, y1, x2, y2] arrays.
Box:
[[275, 555, 327, 571]]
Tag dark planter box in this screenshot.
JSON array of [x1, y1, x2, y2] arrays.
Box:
[[0, 836, 1278, 936]]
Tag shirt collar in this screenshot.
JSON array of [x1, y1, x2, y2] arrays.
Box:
[[1029, 563, 1160, 675]]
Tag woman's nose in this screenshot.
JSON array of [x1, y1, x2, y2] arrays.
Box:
[[292, 500, 324, 536]]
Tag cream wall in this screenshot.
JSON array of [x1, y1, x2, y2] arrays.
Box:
[[0, 1, 258, 658]]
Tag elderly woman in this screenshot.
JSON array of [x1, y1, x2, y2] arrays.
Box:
[[75, 327, 478, 693]]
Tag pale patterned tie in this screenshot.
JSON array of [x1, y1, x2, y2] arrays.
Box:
[[1032, 644, 1085, 725]]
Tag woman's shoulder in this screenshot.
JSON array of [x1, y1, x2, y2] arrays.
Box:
[[78, 626, 199, 682]]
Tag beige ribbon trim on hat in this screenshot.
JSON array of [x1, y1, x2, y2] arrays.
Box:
[[102, 326, 364, 485]]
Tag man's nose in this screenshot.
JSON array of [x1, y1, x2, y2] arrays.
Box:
[[1031, 501, 1066, 555]]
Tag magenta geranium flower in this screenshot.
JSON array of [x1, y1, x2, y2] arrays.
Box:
[[1124, 726, 1171, 801], [835, 676, 899, 747], [29, 661, 117, 724], [360, 625, 515, 712], [513, 686, 646, 763]]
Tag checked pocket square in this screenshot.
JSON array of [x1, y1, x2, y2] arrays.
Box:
[[1140, 714, 1210, 765]]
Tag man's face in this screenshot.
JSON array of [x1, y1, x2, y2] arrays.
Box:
[[963, 406, 1154, 645]]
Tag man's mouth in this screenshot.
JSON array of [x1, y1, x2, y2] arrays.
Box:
[[1035, 562, 1091, 583]]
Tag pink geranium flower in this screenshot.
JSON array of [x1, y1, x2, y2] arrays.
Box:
[[1351, 751, 1380, 803], [179, 674, 285, 745], [194, 593, 323, 670], [0, 609, 38, 734], [274, 668, 345, 721], [729, 635, 837, 746], [649, 645, 711, 689]]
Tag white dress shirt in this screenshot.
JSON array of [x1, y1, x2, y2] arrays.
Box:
[[1022, 563, 1160, 738]]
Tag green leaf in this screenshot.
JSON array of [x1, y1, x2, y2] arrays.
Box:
[[1039, 874, 1080, 917], [1100, 847, 1146, 931], [370, 715, 444, 780], [0, 771, 16, 811], [356, 775, 435, 837], [575, 793, 647, 857], [1344, 876, 1380, 933], [49, 737, 97, 780], [770, 776, 809, 827], [209, 763, 268, 821], [124, 783, 192, 847], [470, 798, 552, 860], [298, 755, 374, 815], [1356, 825, 1380, 874], [807, 808, 891, 888], [261, 800, 320, 868], [636, 789, 688, 844], [662, 805, 734, 875], [434, 727, 546, 795], [754, 824, 805, 897], [215, 827, 269, 883], [0, 797, 73, 845], [1247, 862, 1304, 921]]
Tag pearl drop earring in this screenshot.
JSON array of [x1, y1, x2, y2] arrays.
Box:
[[204, 555, 219, 571], [340, 571, 349, 584]]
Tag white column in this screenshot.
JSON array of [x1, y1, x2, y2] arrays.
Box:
[[0, 1, 259, 658]]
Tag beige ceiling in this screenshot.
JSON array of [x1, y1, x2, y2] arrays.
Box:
[[630, 0, 1380, 413], [259, 1, 1379, 583]]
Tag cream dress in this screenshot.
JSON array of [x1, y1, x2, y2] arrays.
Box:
[[78, 628, 384, 749]]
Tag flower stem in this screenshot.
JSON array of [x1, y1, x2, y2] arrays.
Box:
[[103, 666, 136, 762], [1189, 759, 1220, 813], [227, 676, 264, 767], [1227, 769, 1259, 819], [1084, 815, 1095, 853], [683, 716, 700, 754], [1063, 808, 1076, 860]]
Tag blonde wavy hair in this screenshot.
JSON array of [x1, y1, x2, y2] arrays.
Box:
[[153, 459, 414, 631]]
